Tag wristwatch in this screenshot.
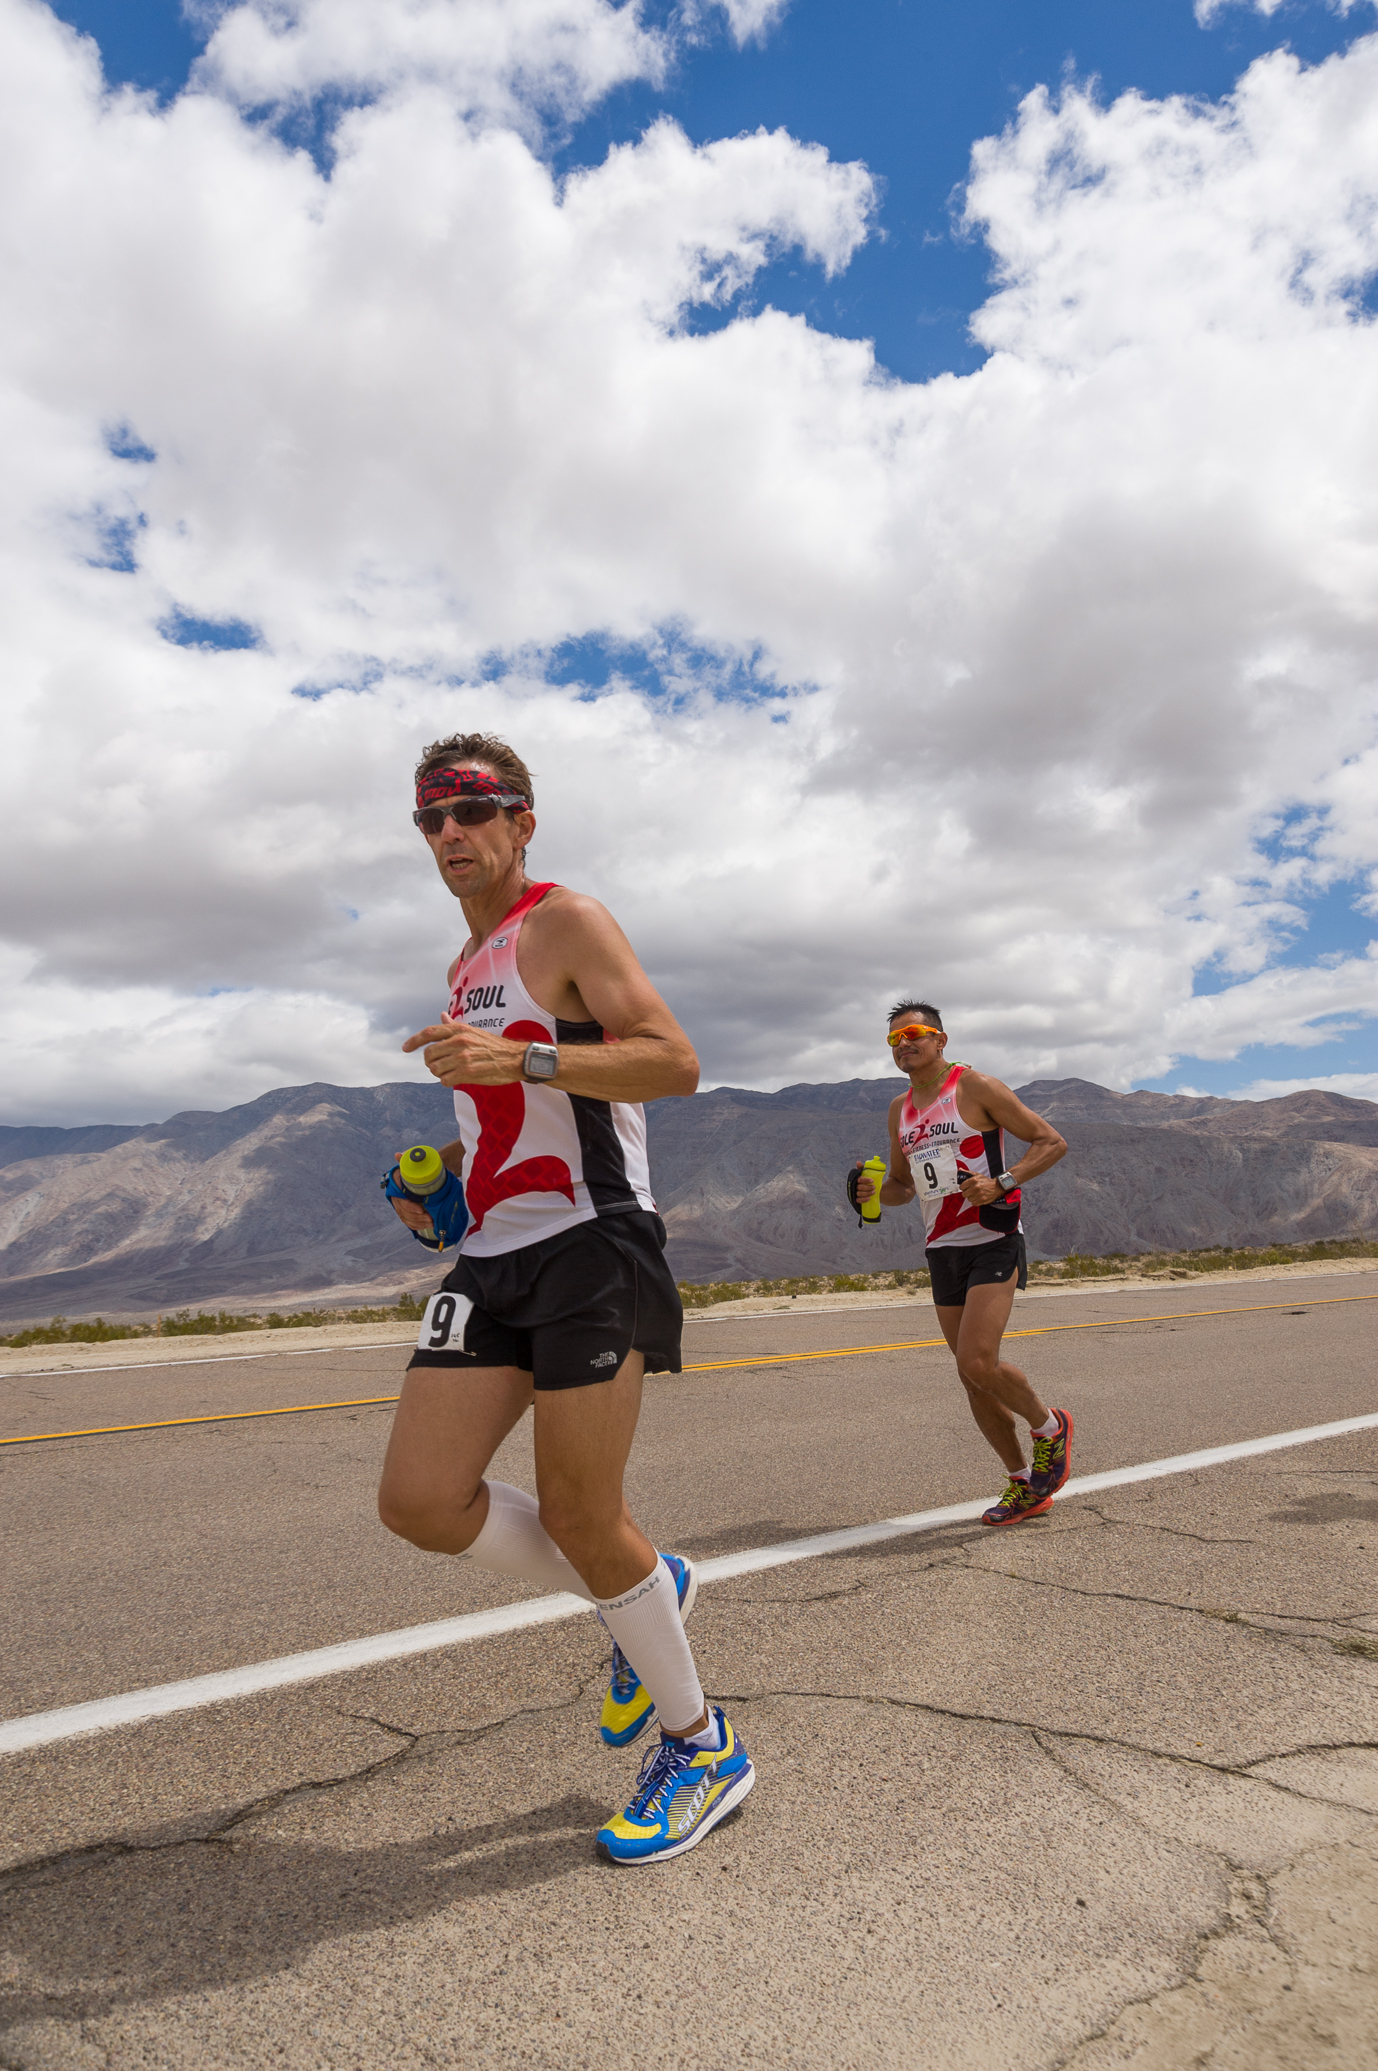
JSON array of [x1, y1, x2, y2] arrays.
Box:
[[996, 1171, 1019, 1194], [522, 1041, 560, 1083]]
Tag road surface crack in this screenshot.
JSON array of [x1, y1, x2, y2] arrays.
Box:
[[713, 1684, 1378, 1811], [960, 1558, 1374, 1644], [1078, 1501, 1257, 1546], [1049, 1869, 1289, 2070], [717, 1539, 1373, 1649], [0, 1672, 605, 1892]]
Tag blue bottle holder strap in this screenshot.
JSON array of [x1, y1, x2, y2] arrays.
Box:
[[382, 1164, 470, 1252]]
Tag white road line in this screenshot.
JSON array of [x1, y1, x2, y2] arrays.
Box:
[[5, 1341, 417, 1379], [4, 1408, 1377, 1757]]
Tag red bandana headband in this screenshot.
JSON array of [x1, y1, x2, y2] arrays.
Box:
[[415, 765, 528, 810]]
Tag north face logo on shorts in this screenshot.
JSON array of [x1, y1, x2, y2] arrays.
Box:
[[590, 1350, 618, 1368]]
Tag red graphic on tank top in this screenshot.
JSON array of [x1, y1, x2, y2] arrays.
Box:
[[461, 1021, 576, 1231], [960, 1135, 984, 1158], [929, 1193, 981, 1240]]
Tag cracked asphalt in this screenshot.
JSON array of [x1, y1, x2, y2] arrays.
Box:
[[2, 1270, 1377, 2068]]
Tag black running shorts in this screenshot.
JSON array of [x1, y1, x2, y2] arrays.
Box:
[[406, 1210, 682, 1392], [927, 1231, 1027, 1308]]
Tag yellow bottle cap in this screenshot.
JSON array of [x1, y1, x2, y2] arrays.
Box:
[[399, 1144, 446, 1194]]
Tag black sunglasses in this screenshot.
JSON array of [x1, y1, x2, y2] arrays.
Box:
[[413, 797, 526, 835]]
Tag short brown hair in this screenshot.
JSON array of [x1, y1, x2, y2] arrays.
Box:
[[414, 732, 534, 809]]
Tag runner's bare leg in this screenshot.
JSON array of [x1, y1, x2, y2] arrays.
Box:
[[532, 1353, 654, 1600], [378, 1365, 532, 1551], [934, 1279, 1049, 1471]]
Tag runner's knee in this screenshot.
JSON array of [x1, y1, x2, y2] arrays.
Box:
[[377, 1483, 436, 1544], [536, 1494, 582, 1555], [538, 1492, 616, 1561], [377, 1470, 481, 1547]]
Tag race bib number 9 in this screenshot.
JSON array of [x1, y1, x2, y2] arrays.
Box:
[[908, 1142, 963, 1201], [416, 1290, 474, 1354]]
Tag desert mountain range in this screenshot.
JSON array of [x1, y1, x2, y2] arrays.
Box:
[[1, 1076, 1376, 1321]]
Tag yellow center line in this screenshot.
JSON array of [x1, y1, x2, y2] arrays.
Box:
[[685, 1287, 1378, 1369], [0, 1396, 405, 1445], [3, 1288, 1374, 1447]]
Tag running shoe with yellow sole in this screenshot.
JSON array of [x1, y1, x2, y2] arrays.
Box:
[[597, 1706, 754, 1865], [1029, 1408, 1073, 1500], [981, 1478, 1053, 1527], [598, 1553, 698, 1748]]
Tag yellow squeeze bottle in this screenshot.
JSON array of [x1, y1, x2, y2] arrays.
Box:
[[861, 1154, 887, 1223], [397, 1144, 447, 1196]]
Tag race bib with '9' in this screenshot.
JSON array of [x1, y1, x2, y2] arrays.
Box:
[[908, 1141, 964, 1201], [415, 1290, 475, 1354]]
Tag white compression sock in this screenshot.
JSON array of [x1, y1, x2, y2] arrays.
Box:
[[460, 1481, 594, 1603], [1011, 1466, 1032, 1483], [596, 1558, 705, 1738], [1031, 1411, 1059, 1438]]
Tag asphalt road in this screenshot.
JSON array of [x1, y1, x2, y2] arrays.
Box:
[[3, 1270, 1378, 2068]]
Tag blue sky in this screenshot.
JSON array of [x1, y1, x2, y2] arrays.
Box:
[[23, 0, 1378, 1111], [58, 0, 1366, 386]]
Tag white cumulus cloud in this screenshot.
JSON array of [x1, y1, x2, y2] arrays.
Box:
[[194, 0, 668, 129], [1195, 0, 1371, 26], [0, 0, 1376, 1124], [1230, 1071, 1378, 1100]]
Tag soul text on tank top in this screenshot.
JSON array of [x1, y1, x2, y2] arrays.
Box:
[[898, 1065, 1022, 1251], [446, 883, 656, 1257]]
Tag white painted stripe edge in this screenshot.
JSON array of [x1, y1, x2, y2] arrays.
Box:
[[5, 1409, 1376, 1757], [0, 1594, 593, 1755], [5, 1341, 418, 1380]]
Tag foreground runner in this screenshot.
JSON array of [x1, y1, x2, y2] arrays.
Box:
[[854, 1002, 1073, 1525], [377, 730, 753, 1863]]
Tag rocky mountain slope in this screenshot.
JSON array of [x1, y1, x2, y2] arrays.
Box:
[[0, 1084, 454, 1322], [2, 1076, 1376, 1320], [651, 1075, 1378, 1282]]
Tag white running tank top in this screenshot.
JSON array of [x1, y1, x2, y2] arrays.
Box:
[[898, 1065, 1022, 1251], [446, 882, 656, 1258]]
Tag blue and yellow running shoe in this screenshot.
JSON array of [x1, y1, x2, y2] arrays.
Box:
[[597, 1706, 754, 1865], [598, 1553, 698, 1747]]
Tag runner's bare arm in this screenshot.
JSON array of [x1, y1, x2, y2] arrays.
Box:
[[956, 1074, 1066, 1206], [854, 1096, 916, 1207], [405, 898, 698, 1101]]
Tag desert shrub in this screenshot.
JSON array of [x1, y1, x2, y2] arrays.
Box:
[[1038, 1236, 1378, 1280], [1, 1289, 441, 1346], [0, 1315, 150, 1348], [161, 1309, 262, 1335], [678, 1280, 748, 1308], [677, 1268, 929, 1308]]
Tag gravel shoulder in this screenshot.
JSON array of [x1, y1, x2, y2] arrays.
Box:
[[685, 1253, 1378, 1321], [3, 1256, 1375, 1378]]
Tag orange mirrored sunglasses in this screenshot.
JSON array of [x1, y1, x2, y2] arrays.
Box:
[[886, 1023, 942, 1048]]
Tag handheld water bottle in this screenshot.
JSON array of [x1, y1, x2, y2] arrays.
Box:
[[381, 1144, 469, 1254], [847, 1154, 889, 1228]]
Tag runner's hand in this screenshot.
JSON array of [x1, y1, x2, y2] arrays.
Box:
[[958, 1174, 1005, 1206], [853, 1160, 877, 1204], [384, 1152, 437, 1236], [388, 1194, 435, 1237], [402, 1015, 528, 1086]]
